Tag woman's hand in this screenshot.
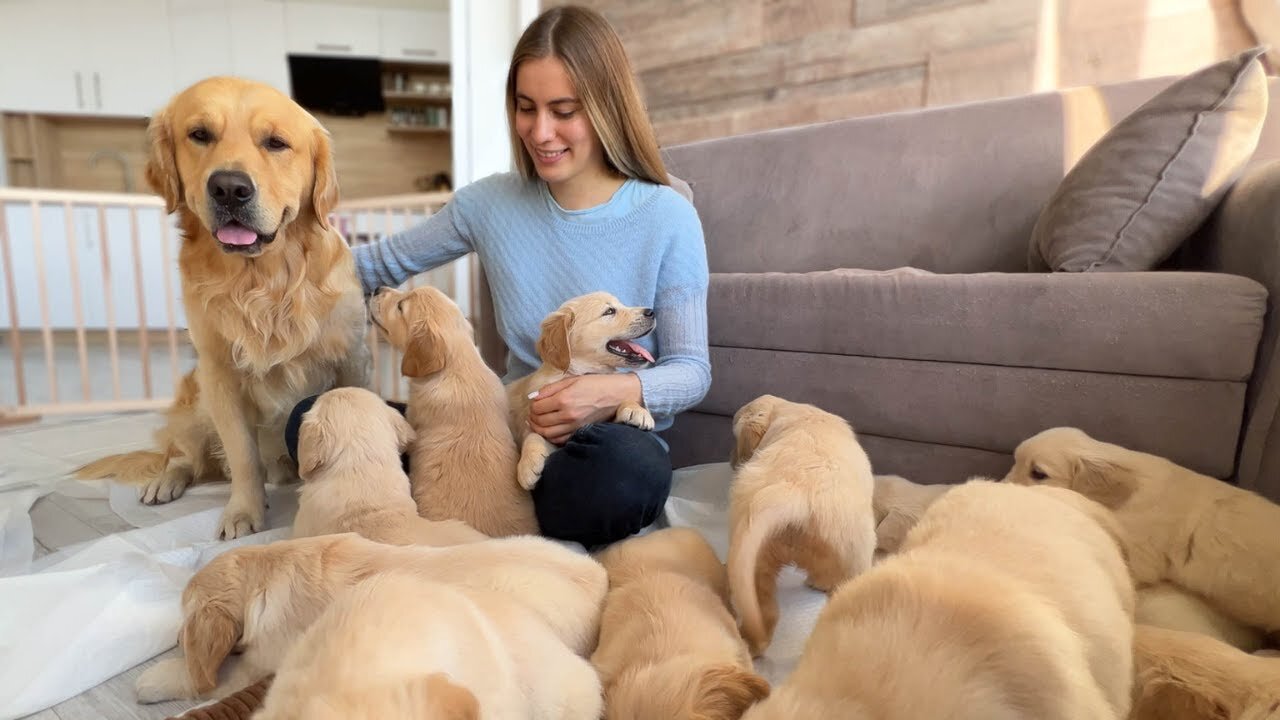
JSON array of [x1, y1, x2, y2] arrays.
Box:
[[528, 373, 643, 445]]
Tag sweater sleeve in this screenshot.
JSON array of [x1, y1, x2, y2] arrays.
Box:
[[634, 201, 712, 418], [352, 196, 475, 294]]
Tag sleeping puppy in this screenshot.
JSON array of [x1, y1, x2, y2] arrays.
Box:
[[506, 291, 658, 491], [742, 480, 1136, 720], [370, 285, 538, 537], [134, 532, 606, 704], [291, 387, 488, 547], [1131, 624, 1280, 720], [1135, 582, 1267, 653], [253, 573, 603, 720], [1004, 426, 1280, 637], [592, 527, 770, 720], [871, 474, 952, 556], [726, 394, 877, 657]]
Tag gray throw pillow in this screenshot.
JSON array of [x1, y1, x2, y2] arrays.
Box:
[[1030, 47, 1269, 272]]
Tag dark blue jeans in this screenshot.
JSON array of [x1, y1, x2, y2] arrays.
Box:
[[285, 393, 672, 548]]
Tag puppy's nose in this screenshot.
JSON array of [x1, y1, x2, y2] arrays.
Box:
[[207, 171, 256, 207], [642, 308, 654, 317]]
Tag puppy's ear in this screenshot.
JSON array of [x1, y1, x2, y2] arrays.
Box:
[[691, 665, 770, 720], [145, 107, 181, 213], [390, 409, 416, 453], [401, 325, 447, 378], [297, 413, 339, 478], [180, 603, 242, 694], [407, 673, 480, 720], [730, 408, 771, 469], [536, 308, 574, 371], [310, 126, 339, 231], [1070, 453, 1140, 509]]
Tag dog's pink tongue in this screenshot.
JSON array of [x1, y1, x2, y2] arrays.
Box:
[[618, 340, 655, 363], [216, 225, 257, 246]]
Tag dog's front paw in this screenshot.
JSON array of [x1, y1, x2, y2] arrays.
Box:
[[139, 467, 192, 505], [136, 657, 194, 703], [517, 454, 545, 491], [218, 497, 265, 540], [614, 402, 654, 431]]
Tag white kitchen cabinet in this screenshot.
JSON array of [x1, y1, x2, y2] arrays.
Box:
[[169, 0, 290, 96], [0, 1, 91, 114], [379, 8, 450, 63], [284, 2, 380, 58]]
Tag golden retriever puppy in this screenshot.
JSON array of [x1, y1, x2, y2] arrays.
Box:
[[1136, 582, 1266, 653], [741, 480, 1136, 720], [506, 291, 657, 491], [134, 532, 606, 704], [1004, 426, 1280, 636], [370, 285, 537, 537], [726, 394, 876, 657], [291, 387, 487, 546], [871, 474, 952, 555], [592, 528, 770, 720], [253, 572, 603, 720], [75, 77, 371, 539], [1131, 624, 1280, 720]]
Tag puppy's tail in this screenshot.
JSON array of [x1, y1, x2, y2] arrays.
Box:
[[728, 487, 809, 657], [73, 450, 166, 484]]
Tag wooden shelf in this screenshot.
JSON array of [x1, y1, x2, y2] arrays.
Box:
[[383, 90, 451, 105], [387, 125, 450, 136]]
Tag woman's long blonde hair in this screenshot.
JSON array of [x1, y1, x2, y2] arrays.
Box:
[[506, 5, 668, 186]]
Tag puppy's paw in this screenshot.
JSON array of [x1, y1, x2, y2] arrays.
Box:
[[139, 468, 192, 505], [218, 496, 265, 540], [517, 454, 545, 491], [136, 657, 194, 703], [614, 402, 654, 431]]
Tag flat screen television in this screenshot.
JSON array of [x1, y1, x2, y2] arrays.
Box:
[[288, 55, 385, 116]]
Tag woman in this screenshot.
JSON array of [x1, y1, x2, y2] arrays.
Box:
[[287, 5, 710, 549]]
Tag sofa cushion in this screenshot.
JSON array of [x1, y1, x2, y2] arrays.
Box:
[[708, 269, 1267, 381], [1030, 47, 1269, 272]]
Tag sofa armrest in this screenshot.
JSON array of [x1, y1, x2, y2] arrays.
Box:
[[1186, 159, 1280, 499]]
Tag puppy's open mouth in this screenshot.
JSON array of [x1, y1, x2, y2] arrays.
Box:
[[606, 337, 655, 365], [214, 221, 277, 255]]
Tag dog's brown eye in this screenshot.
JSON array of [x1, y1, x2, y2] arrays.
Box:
[[188, 127, 212, 144], [1030, 467, 1048, 481], [602, 307, 616, 316], [264, 136, 290, 151]]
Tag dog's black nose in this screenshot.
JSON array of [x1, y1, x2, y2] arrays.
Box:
[[207, 171, 256, 206], [642, 308, 654, 317]]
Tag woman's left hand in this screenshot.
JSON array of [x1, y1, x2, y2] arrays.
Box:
[[528, 373, 642, 445]]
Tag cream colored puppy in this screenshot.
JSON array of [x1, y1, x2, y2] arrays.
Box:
[[1136, 582, 1266, 652], [252, 572, 603, 720], [134, 532, 606, 704], [871, 474, 952, 555], [727, 394, 876, 657], [292, 387, 488, 546], [1004, 426, 1280, 636], [506, 291, 657, 490], [370, 285, 537, 537], [1131, 624, 1280, 720], [592, 528, 770, 720], [742, 480, 1136, 720]]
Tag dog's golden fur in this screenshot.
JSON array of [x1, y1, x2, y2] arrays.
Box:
[[254, 572, 603, 720], [1131, 624, 1280, 720], [75, 77, 370, 539], [741, 480, 1136, 720], [369, 286, 537, 537], [592, 528, 770, 720], [506, 291, 657, 490], [1004, 426, 1280, 636], [1135, 582, 1266, 652], [726, 394, 877, 657], [871, 474, 952, 556], [291, 387, 488, 546], [134, 532, 607, 703]]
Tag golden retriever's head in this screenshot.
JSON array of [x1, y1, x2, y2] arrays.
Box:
[[297, 387, 415, 479], [606, 662, 770, 720], [1002, 427, 1140, 508], [536, 291, 656, 373], [145, 76, 338, 258], [369, 286, 473, 379], [729, 394, 792, 469]]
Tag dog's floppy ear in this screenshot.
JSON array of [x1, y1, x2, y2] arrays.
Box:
[[690, 664, 770, 720], [310, 126, 339, 231], [401, 324, 447, 378], [1070, 453, 1140, 509], [145, 108, 181, 213], [406, 673, 480, 720], [389, 407, 416, 453], [536, 307, 574, 371], [297, 412, 339, 478], [730, 406, 772, 469], [180, 603, 242, 694]]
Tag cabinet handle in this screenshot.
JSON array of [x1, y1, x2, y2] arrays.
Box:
[[93, 72, 102, 109], [403, 48, 437, 57], [75, 72, 84, 108], [315, 43, 352, 53]]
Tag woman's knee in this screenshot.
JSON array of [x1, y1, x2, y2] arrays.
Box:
[[531, 423, 672, 548]]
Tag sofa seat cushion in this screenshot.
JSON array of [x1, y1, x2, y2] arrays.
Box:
[[709, 268, 1267, 382]]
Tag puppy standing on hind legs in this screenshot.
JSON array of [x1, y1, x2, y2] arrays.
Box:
[[726, 394, 877, 657]]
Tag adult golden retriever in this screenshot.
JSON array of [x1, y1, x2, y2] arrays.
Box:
[[75, 77, 370, 540]]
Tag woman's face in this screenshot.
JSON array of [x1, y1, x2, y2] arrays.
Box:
[[514, 56, 608, 190]]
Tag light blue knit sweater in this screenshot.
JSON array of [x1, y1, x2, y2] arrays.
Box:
[[353, 171, 711, 433]]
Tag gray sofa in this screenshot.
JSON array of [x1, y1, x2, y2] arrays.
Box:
[[481, 75, 1280, 503]]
